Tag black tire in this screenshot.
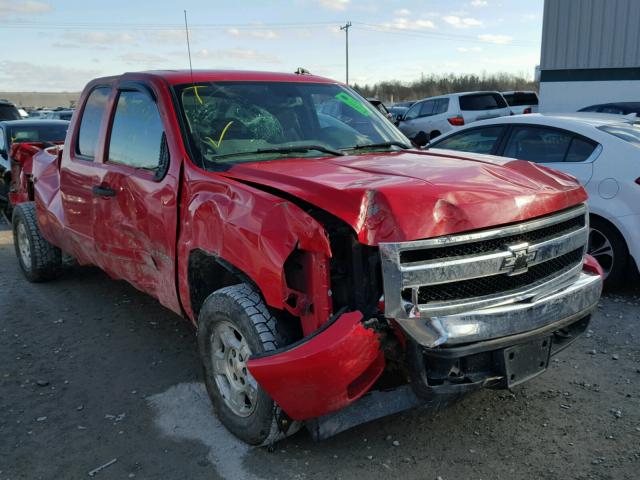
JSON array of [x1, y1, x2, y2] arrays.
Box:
[[197, 283, 295, 445], [413, 131, 429, 147], [588, 216, 628, 288], [12, 202, 62, 282], [429, 130, 441, 140]]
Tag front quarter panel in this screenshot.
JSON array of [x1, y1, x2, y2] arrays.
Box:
[[177, 167, 332, 322]]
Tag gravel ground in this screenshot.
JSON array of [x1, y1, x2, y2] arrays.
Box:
[[1, 218, 639, 480]]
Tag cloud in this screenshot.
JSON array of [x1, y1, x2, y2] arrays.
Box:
[[384, 16, 436, 30], [470, 0, 488, 6], [478, 33, 512, 44], [318, 0, 349, 10], [0, 0, 51, 16], [227, 28, 279, 40], [145, 29, 191, 44], [521, 13, 538, 21], [443, 16, 483, 28], [0, 60, 100, 91], [457, 46, 483, 52], [120, 52, 169, 67], [63, 31, 136, 45], [394, 8, 411, 16], [192, 48, 281, 64]]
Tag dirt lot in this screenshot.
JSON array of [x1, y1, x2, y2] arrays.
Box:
[[1, 219, 639, 480]]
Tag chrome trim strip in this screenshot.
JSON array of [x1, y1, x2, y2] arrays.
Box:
[[397, 271, 602, 347], [400, 226, 588, 287], [416, 261, 583, 317]]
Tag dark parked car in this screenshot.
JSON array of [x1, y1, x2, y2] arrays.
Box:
[[388, 106, 408, 123], [392, 101, 416, 108], [579, 102, 640, 115], [367, 98, 393, 121], [0, 100, 21, 121], [0, 119, 69, 213]]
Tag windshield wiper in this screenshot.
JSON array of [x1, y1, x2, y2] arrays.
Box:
[[212, 144, 345, 161], [256, 145, 345, 156], [345, 141, 412, 151]]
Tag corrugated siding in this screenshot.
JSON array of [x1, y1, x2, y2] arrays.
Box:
[[541, 0, 640, 70]]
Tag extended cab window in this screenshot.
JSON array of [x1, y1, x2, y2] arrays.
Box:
[[431, 126, 504, 154], [108, 90, 164, 170], [77, 87, 110, 158]]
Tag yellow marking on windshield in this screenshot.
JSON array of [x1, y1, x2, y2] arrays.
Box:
[[205, 121, 234, 149], [184, 85, 205, 104]]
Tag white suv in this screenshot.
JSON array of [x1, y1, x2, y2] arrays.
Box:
[[397, 91, 511, 145]]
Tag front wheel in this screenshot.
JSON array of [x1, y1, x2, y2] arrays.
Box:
[[197, 284, 297, 445], [12, 202, 62, 282]]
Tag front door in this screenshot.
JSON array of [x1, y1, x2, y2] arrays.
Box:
[[92, 84, 181, 313]]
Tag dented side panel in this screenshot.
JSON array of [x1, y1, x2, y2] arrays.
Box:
[[176, 166, 332, 323], [247, 311, 385, 420]]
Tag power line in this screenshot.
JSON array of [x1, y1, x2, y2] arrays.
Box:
[[0, 20, 340, 31]]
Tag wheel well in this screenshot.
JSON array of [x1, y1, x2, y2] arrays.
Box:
[[589, 213, 627, 249], [429, 130, 441, 139], [187, 249, 256, 318]]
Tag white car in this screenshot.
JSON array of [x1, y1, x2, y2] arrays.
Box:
[[426, 112, 640, 286], [397, 91, 511, 145], [501, 91, 539, 115]]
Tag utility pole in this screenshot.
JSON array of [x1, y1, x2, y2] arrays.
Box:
[[340, 21, 352, 85]]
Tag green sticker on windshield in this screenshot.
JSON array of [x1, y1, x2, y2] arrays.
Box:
[[335, 92, 370, 116]]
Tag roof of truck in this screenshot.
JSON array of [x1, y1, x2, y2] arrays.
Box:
[[98, 70, 340, 86]]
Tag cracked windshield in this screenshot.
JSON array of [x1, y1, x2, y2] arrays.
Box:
[[177, 81, 410, 166]]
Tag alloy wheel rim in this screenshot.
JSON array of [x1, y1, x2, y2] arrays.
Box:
[[16, 222, 31, 270], [588, 227, 614, 279], [209, 321, 257, 417]]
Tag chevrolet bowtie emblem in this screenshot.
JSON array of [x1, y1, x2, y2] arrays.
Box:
[[501, 242, 537, 276]]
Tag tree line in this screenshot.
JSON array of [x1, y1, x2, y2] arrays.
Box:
[[353, 72, 538, 104]]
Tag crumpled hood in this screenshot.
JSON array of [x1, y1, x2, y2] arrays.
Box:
[[222, 150, 587, 245]]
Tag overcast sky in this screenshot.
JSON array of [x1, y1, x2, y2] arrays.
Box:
[[0, 0, 543, 92]]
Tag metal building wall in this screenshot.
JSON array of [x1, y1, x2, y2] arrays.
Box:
[[541, 0, 640, 70]]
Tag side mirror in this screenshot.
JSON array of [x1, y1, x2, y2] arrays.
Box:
[[413, 131, 429, 147]]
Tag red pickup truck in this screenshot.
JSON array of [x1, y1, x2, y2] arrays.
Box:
[[10, 70, 603, 445]]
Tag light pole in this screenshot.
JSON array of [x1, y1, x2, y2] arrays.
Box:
[[340, 21, 352, 85]]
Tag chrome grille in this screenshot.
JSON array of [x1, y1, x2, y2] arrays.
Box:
[[379, 204, 589, 320]]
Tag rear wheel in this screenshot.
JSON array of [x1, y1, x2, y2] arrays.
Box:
[[12, 202, 62, 282], [197, 283, 297, 445], [588, 217, 628, 287]]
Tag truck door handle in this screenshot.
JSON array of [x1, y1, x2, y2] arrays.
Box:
[[92, 185, 116, 197]]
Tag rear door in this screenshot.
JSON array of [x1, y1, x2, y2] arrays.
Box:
[[59, 85, 112, 263], [499, 125, 598, 184], [459, 93, 510, 123], [91, 82, 180, 311]]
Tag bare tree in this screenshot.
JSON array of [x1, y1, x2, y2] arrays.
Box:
[[354, 72, 537, 103]]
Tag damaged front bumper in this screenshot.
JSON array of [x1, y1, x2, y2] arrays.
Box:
[[400, 270, 602, 348], [247, 311, 385, 421]]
